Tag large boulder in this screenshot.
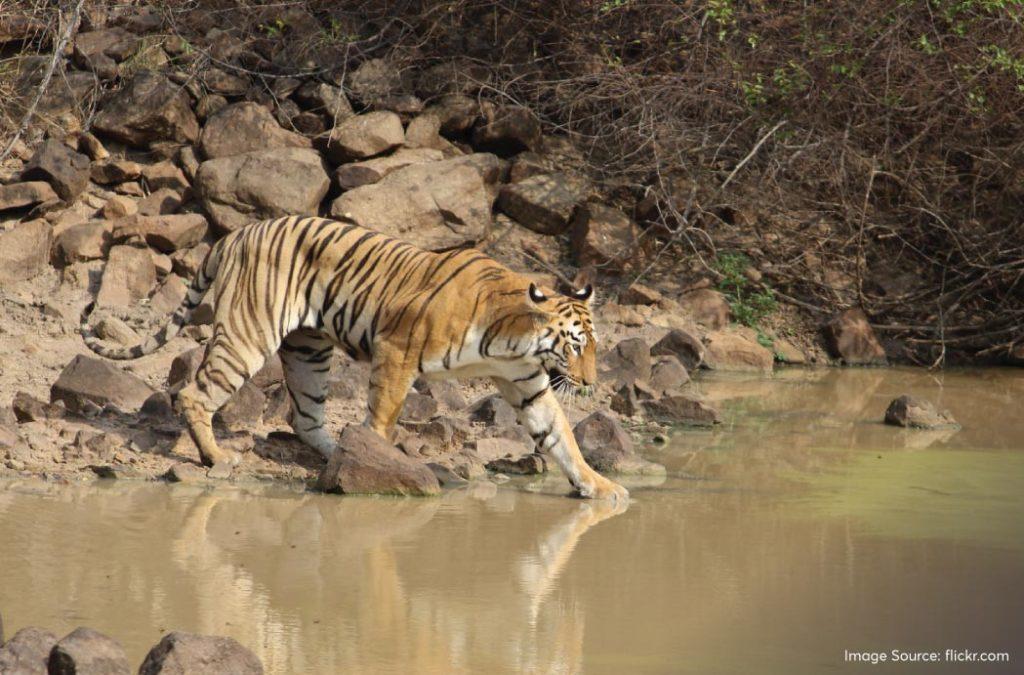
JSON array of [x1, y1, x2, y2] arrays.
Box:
[[884, 395, 959, 430], [573, 411, 665, 475], [824, 308, 887, 365], [95, 245, 156, 308], [496, 172, 588, 235], [569, 203, 638, 271], [51, 354, 155, 414], [0, 181, 58, 212], [0, 627, 58, 674], [21, 139, 90, 201], [48, 627, 131, 675], [334, 148, 443, 189], [198, 102, 309, 160], [138, 632, 263, 675], [322, 111, 405, 163], [330, 157, 492, 250], [195, 147, 330, 233], [93, 72, 199, 147], [471, 104, 541, 156], [0, 219, 52, 283], [315, 424, 441, 496], [651, 329, 705, 370], [703, 329, 774, 372]]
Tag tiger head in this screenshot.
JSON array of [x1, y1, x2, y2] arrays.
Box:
[[528, 283, 597, 395]]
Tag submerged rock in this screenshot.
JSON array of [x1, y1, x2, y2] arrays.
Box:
[[884, 395, 959, 430], [138, 631, 263, 675], [48, 627, 131, 675]]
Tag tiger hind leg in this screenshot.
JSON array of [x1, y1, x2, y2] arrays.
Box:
[[365, 344, 416, 441], [279, 328, 337, 458]]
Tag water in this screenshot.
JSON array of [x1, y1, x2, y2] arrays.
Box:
[[1, 368, 1022, 674]]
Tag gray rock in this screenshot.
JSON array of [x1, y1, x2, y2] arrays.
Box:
[[334, 148, 443, 189], [474, 436, 533, 462], [95, 245, 156, 308], [48, 627, 131, 675], [648, 355, 690, 394], [677, 288, 731, 330], [141, 162, 190, 193], [137, 188, 183, 217], [403, 113, 444, 150], [0, 220, 52, 283], [400, 393, 438, 422], [347, 58, 402, 107], [140, 391, 175, 420], [467, 395, 517, 428], [93, 72, 199, 148], [643, 394, 720, 426], [602, 337, 652, 387], [13, 391, 65, 422], [195, 147, 330, 234], [400, 415, 469, 456], [486, 453, 546, 475], [198, 102, 309, 160], [884, 395, 959, 430], [425, 94, 480, 136], [824, 308, 887, 366], [322, 111, 405, 162], [569, 203, 638, 271], [573, 410, 666, 475], [215, 381, 267, 431], [51, 354, 155, 414], [0, 181, 59, 212], [293, 81, 353, 121], [496, 172, 588, 235], [472, 104, 541, 156], [414, 379, 466, 411], [138, 632, 262, 675], [316, 424, 441, 496], [21, 139, 90, 201], [651, 329, 705, 370], [0, 626, 57, 675]]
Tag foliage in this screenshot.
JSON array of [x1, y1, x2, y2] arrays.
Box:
[[713, 253, 777, 333]]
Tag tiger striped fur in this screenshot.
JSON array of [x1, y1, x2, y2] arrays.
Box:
[[82, 216, 628, 501]]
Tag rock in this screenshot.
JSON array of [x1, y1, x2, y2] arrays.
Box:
[[427, 462, 468, 485], [824, 308, 887, 365], [215, 381, 266, 432], [316, 424, 441, 496], [619, 283, 663, 306], [48, 627, 131, 675], [0, 181, 59, 211], [12, 391, 64, 422], [347, 58, 402, 106], [569, 204, 638, 271], [293, 81, 353, 121], [195, 147, 330, 233], [610, 383, 647, 417], [573, 411, 665, 475], [140, 391, 175, 420], [414, 380, 466, 411], [426, 94, 480, 136], [471, 105, 541, 156], [602, 337, 652, 387], [486, 453, 546, 475], [90, 160, 143, 185], [678, 288, 730, 330], [141, 162, 189, 193], [416, 60, 491, 99], [75, 131, 109, 161], [95, 317, 140, 345], [138, 631, 263, 675], [54, 221, 111, 263], [21, 139, 91, 201], [149, 274, 188, 315], [93, 72, 200, 148], [171, 243, 210, 278], [0, 627, 58, 674], [400, 393, 438, 422], [444, 153, 507, 185], [496, 172, 588, 235], [703, 329, 774, 372], [508, 152, 550, 183], [651, 329, 705, 370], [198, 102, 309, 160], [165, 462, 207, 483], [112, 214, 207, 253], [601, 302, 645, 327], [167, 346, 204, 391], [334, 148, 443, 189], [649, 355, 690, 394], [476, 436, 534, 462], [0, 219, 52, 283], [202, 67, 249, 96], [401, 415, 469, 456], [467, 394, 517, 428], [95, 245, 156, 308], [884, 395, 959, 430], [404, 113, 444, 150], [137, 188, 182, 217], [51, 354, 155, 414], [195, 94, 227, 122], [322, 111, 405, 162], [772, 338, 807, 364], [330, 157, 491, 250], [102, 195, 137, 219], [643, 394, 720, 426]]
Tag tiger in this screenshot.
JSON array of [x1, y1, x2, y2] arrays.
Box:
[[82, 216, 628, 501]]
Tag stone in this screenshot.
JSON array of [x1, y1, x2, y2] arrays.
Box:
[[0, 181, 59, 211], [202, 67, 249, 96], [472, 104, 541, 156], [316, 424, 441, 496], [167, 346, 204, 390], [165, 462, 207, 483], [426, 94, 480, 136], [322, 111, 405, 162], [21, 139, 90, 201], [215, 381, 267, 431], [141, 161, 190, 192], [475, 436, 533, 462], [404, 113, 444, 149], [400, 393, 438, 422], [569, 204, 638, 271], [0, 219, 52, 283], [649, 355, 690, 394], [824, 308, 887, 365], [149, 274, 188, 315], [112, 213, 207, 253], [508, 152, 550, 183], [619, 283, 663, 306], [703, 329, 774, 372], [48, 627, 131, 675], [75, 131, 109, 161], [96, 245, 156, 308], [486, 453, 546, 475], [0, 627, 58, 674], [651, 329, 705, 370], [414, 380, 466, 411], [400, 415, 469, 456], [610, 383, 643, 417], [93, 72, 200, 148], [12, 391, 65, 422], [171, 243, 210, 278], [416, 60, 490, 99], [293, 81, 353, 121], [102, 195, 137, 219], [773, 338, 807, 364], [347, 58, 402, 106], [95, 317, 139, 345], [137, 188, 183, 216], [195, 148, 330, 233], [51, 354, 155, 414], [467, 394, 517, 428], [884, 395, 959, 430], [601, 302, 645, 327], [601, 338, 652, 388], [573, 411, 665, 475], [330, 157, 491, 251], [54, 221, 111, 263], [334, 148, 443, 189], [678, 288, 731, 329], [643, 394, 721, 426], [90, 160, 143, 185], [140, 391, 175, 420], [496, 172, 588, 235], [195, 94, 228, 122], [138, 631, 263, 675], [198, 102, 309, 160]]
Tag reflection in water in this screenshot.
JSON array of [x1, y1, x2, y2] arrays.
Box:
[[1, 367, 1022, 673]]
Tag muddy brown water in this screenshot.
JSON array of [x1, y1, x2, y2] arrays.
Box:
[[1, 368, 1022, 674]]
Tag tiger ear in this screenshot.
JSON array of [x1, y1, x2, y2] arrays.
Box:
[[528, 283, 547, 303], [572, 284, 594, 303]]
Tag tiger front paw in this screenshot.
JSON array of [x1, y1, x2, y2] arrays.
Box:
[[575, 475, 630, 503]]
